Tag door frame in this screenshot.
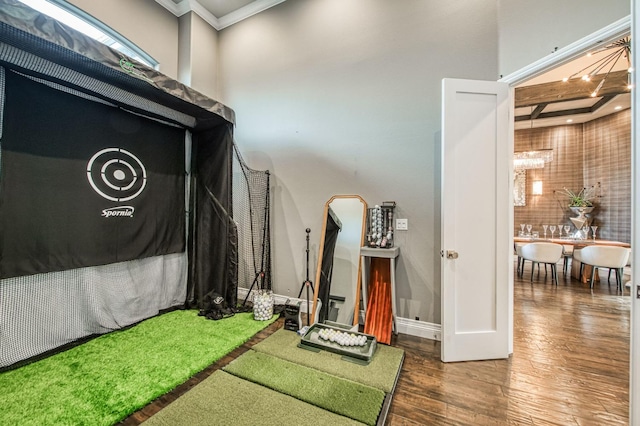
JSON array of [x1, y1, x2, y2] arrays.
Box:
[[499, 14, 636, 423]]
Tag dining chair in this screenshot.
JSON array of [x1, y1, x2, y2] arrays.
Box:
[[579, 246, 631, 293], [520, 242, 564, 284], [608, 248, 631, 282], [515, 243, 527, 278], [572, 247, 585, 279], [562, 244, 574, 277]]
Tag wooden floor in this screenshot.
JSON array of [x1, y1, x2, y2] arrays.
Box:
[[120, 261, 630, 426]]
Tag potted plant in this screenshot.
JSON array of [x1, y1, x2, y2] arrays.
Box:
[[562, 187, 596, 234], [562, 186, 596, 208]]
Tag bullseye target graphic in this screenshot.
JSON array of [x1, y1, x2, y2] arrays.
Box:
[[87, 148, 147, 202]]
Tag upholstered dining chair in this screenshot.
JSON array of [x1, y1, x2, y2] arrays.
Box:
[[515, 242, 541, 277], [515, 243, 526, 278], [608, 248, 631, 282], [572, 247, 585, 279], [579, 246, 630, 292], [520, 242, 564, 284], [562, 244, 574, 277]]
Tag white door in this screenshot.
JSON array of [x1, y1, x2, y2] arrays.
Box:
[[441, 78, 510, 362]]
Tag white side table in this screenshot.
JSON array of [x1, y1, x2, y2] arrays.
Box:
[[360, 246, 400, 335]]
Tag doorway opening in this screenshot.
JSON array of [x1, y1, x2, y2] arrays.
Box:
[[501, 14, 633, 422]]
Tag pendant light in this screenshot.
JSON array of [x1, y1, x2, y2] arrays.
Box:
[[513, 107, 553, 170]]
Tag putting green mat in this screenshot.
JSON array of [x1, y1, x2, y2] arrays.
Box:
[[141, 370, 364, 426], [224, 350, 384, 425], [0, 310, 278, 425], [252, 328, 404, 393]]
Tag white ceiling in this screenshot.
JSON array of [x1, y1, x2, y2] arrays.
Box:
[[190, 0, 256, 18], [157, 0, 286, 30]]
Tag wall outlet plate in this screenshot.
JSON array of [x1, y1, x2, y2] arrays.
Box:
[[396, 218, 408, 231]]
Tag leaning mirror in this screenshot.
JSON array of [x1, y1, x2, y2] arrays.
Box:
[[311, 195, 367, 327]]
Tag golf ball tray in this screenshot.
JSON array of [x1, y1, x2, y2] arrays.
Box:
[[317, 328, 367, 347], [299, 323, 377, 362]]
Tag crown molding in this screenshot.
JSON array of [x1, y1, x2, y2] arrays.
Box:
[[500, 15, 631, 86], [155, 0, 220, 28], [155, 0, 286, 31], [186, 0, 221, 29], [217, 0, 287, 30], [154, 0, 187, 17]]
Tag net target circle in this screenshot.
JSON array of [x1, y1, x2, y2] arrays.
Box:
[[87, 148, 147, 202]]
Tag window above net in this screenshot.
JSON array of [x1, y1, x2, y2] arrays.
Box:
[[18, 0, 158, 68]]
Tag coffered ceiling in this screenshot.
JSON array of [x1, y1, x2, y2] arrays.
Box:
[[515, 38, 631, 129]]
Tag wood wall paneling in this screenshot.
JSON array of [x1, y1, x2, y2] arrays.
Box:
[[514, 109, 631, 243]]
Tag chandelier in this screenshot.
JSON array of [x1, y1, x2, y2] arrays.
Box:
[[513, 149, 554, 170], [514, 106, 553, 170], [562, 37, 631, 97]]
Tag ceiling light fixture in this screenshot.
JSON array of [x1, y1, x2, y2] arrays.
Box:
[[562, 37, 631, 98], [514, 151, 552, 170], [514, 107, 554, 170]]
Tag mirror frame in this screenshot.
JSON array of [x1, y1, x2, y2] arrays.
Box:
[[514, 169, 526, 206], [311, 195, 368, 326]]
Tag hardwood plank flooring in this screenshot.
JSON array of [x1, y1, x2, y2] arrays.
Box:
[[120, 261, 629, 425], [388, 262, 630, 425]]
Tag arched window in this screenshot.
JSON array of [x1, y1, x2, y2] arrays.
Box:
[[18, 0, 158, 68]]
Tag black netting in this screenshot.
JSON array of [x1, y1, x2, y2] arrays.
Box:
[[232, 144, 271, 298], [0, 1, 276, 369], [0, 254, 188, 369]]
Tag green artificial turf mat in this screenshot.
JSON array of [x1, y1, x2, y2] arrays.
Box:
[[0, 310, 278, 425], [142, 370, 365, 426], [224, 350, 384, 425], [252, 328, 404, 393]]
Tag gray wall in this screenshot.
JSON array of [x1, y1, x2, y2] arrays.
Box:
[[178, 12, 219, 98], [498, 0, 630, 77], [218, 0, 499, 324], [67, 0, 180, 79], [62, 0, 633, 325]]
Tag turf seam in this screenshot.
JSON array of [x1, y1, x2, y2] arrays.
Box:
[[223, 348, 385, 425]]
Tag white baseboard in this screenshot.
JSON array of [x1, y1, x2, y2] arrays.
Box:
[[237, 287, 320, 322], [396, 317, 441, 341], [238, 287, 442, 341]]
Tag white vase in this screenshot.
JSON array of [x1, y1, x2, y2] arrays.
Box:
[[569, 206, 594, 219], [569, 206, 594, 237]]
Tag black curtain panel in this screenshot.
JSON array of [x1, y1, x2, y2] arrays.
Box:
[[0, 71, 185, 279], [188, 123, 235, 309], [318, 207, 342, 323]]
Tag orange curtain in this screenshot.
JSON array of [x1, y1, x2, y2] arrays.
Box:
[[364, 257, 393, 344]]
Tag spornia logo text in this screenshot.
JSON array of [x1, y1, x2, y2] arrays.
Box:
[[87, 147, 147, 218], [102, 206, 135, 218]]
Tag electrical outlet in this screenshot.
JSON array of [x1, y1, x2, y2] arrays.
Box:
[[396, 218, 408, 231]]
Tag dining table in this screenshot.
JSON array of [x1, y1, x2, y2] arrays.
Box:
[[514, 236, 631, 283]]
